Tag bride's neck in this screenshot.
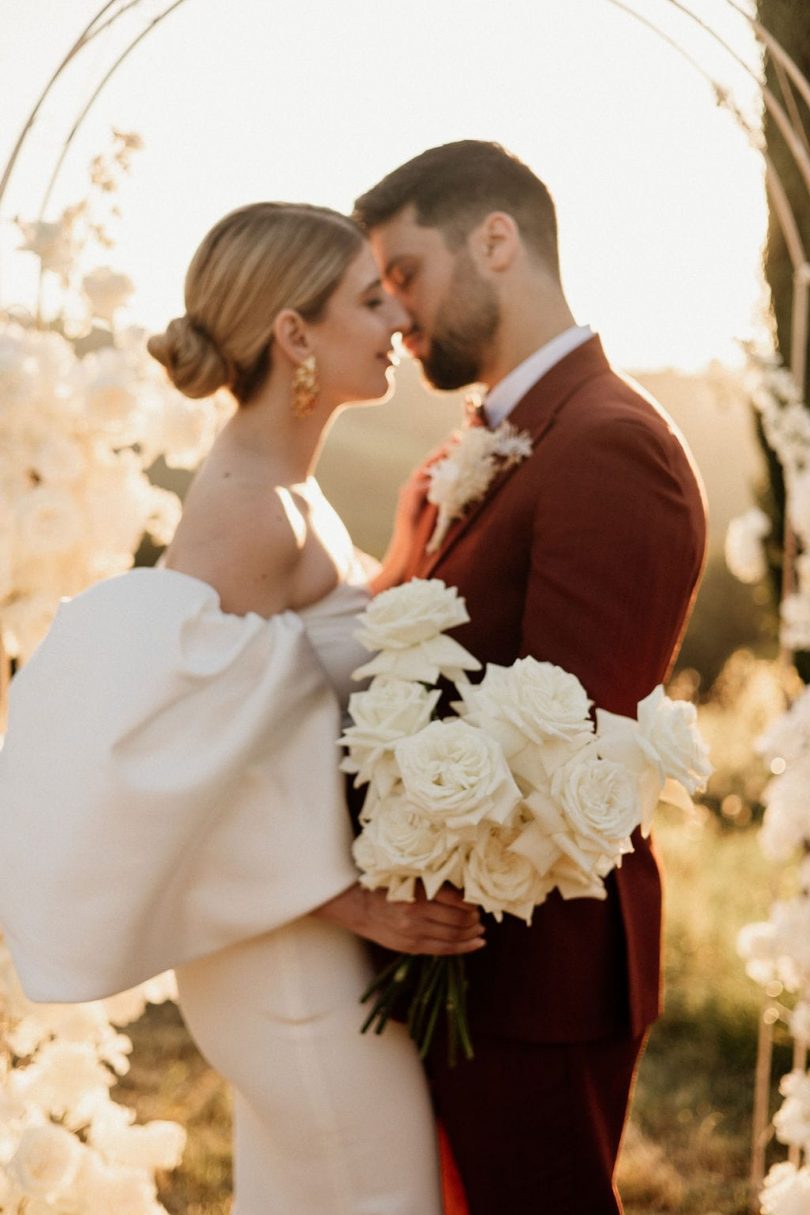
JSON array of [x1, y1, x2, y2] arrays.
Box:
[[224, 384, 333, 483]]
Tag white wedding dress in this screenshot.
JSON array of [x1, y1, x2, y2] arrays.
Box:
[[0, 496, 442, 1215]]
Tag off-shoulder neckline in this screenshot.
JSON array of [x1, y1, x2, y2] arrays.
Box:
[[127, 564, 363, 625]]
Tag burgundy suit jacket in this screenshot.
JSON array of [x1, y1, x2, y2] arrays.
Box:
[[405, 337, 707, 1043]]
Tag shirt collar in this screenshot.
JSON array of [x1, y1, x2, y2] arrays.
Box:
[[484, 324, 595, 428]]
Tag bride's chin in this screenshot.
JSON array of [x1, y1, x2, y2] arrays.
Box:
[[348, 370, 398, 408]]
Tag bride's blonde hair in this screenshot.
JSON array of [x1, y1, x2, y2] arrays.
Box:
[[148, 202, 363, 404]]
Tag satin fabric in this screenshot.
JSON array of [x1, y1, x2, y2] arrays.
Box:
[[0, 556, 444, 1214], [0, 567, 363, 1002]]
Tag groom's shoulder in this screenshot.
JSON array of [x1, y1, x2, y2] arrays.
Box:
[[554, 363, 695, 466]]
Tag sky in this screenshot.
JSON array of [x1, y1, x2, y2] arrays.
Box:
[[0, 0, 771, 371]]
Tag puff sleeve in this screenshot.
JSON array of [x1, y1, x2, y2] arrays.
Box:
[[0, 568, 359, 1002]]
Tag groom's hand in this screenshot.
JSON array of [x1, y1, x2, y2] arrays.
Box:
[[315, 882, 485, 955]]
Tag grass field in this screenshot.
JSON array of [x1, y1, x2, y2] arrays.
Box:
[[116, 798, 783, 1215]]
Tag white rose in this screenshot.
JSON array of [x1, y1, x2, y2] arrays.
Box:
[[544, 852, 611, 901], [463, 826, 549, 923], [82, 267, 134, 323], [637, 686, 713, 795], [341, 678, 441, 794], [7, 1124, 83, 1198], [761, 1163, 810, 1215], [725, 507, 770, 583], [353, 579, 481, 684], [353, 796, 461, 900], [395, 719, 522, 834], [357, 579, 468, 649], [457, 659, 593, 785], [557, 751, 641, 845], [535, 744, 640, 861], [16, 486, 84, 557]]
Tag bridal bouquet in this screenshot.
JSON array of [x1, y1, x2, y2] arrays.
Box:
[[340, 579, 712, 1063]]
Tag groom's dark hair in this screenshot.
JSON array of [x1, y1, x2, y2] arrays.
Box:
[[353, 140, 560, 278]]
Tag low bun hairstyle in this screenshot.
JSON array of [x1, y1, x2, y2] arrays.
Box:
[[147, 202, 364, 405]]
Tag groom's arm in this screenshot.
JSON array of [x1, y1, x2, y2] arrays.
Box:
[[520, 415, 704, 716]]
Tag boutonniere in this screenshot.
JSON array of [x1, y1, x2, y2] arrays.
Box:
[[426, 420, 533, 553]]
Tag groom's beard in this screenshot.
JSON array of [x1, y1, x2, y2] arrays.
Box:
[[421, 253, 499, 391]]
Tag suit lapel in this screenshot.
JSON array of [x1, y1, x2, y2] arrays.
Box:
[[415, 336, 612, 579]]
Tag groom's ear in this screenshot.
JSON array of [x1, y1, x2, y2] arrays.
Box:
[[471, 212, 519, 273], [272, 309, 312, 364]]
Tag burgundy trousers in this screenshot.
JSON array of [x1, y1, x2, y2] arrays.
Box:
[[429, 1030, 647, 1215]]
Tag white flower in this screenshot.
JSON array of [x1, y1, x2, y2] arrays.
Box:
[[774, 1070, 810, 1152], [73, 1152, 162, 1215], [781, 593, 810, 651], [352, 796, 461, 901], [1, 593, 61, 662], [724, 507, 770, 583], [761, 1163, 810, 1215], [357, 578, 468, 649], [457, 658, 593, 785], [340, 678, 441, 795], [759, 759, 810, 861], [29, 435, 88, 488], [24, 1041, 114, 1127], [395, 719, 522, 835], [636, 686, 713, 795], [463, 826, 549, 923], [82, 267, 134, 323], [144, 485, 181, 548], [426, 422, 533, 552], [91, 1117, 186, 1171], [159, 390, 219, 469], [517, 744, 640, 881], [790, 1002, 810, 1042], [757, 688, 810, 765], [7, 1124, 83, 1198], [16, 486, 84, 557], [353, 579, 480, 684], [736, 920, 778, 987]]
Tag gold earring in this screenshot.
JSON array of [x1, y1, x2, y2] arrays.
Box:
[[291, 355, 319, 418]]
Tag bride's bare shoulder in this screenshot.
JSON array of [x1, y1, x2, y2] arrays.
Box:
[[162, 468, 303, 617]]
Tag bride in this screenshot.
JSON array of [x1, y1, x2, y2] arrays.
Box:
[[0, 202, 484, 1213]]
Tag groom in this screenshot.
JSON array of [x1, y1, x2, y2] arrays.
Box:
[[354, 141, 707, 1213]]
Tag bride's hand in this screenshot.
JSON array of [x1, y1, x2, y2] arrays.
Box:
[[316, 882, 486, 956]]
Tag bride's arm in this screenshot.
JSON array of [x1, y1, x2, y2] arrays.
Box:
[[315, 882, 485, 956]]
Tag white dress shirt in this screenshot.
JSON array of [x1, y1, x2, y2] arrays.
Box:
[[484, 324, 595, 428]]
